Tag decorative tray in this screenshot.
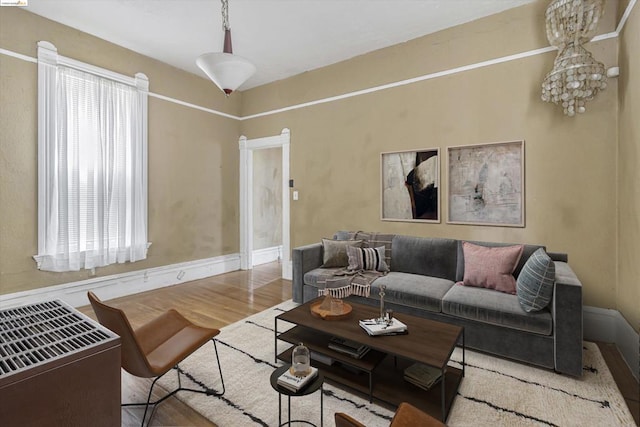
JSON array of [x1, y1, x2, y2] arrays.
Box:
[[310, 300, 352, 320]]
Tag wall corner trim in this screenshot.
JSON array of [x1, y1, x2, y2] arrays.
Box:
[[583, 305, 639, 381]]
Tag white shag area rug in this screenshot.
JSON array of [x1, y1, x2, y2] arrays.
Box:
[[142, 300, 635, 426]]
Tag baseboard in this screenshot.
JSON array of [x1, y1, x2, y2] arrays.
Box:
[[252, 245, 282, 266], [584, 306, 639, 381], [0, 253, 241, 309]]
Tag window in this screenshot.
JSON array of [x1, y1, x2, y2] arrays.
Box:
[[34, 41, 150, 272]]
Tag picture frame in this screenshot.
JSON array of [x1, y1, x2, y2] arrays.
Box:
[[381, 148, 440, 223], [447, 140, 524, 227]]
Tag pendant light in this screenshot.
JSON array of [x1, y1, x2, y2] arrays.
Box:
[[196, 0, 256, 96], [541, 0, 607, 116]]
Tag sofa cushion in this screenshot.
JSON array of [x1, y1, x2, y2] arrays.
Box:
[[304, 267, 344, 288], [321, 239, 363, 268], [347, 245, 389, 272], [442, 284, 552, 335], [456, 240, 546, 282], [517, 248, 556, 312], [390, 235, 458, 280], [459, 242, 524, 294], [368, 272, 455, 313]]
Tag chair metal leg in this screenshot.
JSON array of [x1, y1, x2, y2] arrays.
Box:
[[121, 338, 226, 426]]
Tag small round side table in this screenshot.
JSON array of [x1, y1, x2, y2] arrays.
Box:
[[270, 365, 324, 427]]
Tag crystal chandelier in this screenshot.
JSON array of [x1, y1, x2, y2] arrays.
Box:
[[541, 0, 607, 116], [196, 0, 256, 96]]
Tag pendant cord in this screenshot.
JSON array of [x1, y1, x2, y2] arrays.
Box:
[[221, 0, 230, 31]]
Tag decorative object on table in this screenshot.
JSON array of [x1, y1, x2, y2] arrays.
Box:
[[359, 318, 408, 336], [378, 284, 387, 323], [310, 296, 353, 320], [196, 0, 256, 96], [276, 364, 319, 393], [381, 149, 440, 223], [291, 342, 311, 376], [328, 337, 371, 359], [541, 0, 607, 116], [447, 140, 524, 227], [404, 363, 443, 391]]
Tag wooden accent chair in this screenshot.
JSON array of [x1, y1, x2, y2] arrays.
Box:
[[87, 292, 225, 426], [335, 402, 446, 427]]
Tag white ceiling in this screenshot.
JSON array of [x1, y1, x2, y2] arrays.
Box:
[[25, 0, 535, 91]]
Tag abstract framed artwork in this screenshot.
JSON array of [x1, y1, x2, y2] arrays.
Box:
[[447, 140, 524, 227], [381, 148, 440, 223]]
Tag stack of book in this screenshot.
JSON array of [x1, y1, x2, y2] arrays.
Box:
[[359, 318, 408, 336], [277, 366, 319, 392], [328, 336, 370, 359], [403, 363, 442, 391], [310, 351, 334, 366]]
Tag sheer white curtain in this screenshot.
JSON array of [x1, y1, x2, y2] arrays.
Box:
[[35, 42, 149, 272]]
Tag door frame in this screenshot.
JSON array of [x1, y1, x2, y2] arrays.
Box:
[[238, 128, 291, 279]]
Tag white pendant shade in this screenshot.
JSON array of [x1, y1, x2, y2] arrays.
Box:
[[197, 52, 256, 95]]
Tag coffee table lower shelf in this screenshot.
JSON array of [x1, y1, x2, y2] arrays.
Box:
[[276, 345, 462, 421]]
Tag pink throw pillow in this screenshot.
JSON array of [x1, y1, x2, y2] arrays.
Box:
[[460, 242, 524, 294]]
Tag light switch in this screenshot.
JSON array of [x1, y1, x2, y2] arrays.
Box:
[[293, 190, 299, 201]]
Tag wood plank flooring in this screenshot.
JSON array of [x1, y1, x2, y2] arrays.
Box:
[[78, 262, 639, 426], [78, 261, 290, 427]]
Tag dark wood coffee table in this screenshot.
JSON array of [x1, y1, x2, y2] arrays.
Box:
[[274, 298, 464, 422]]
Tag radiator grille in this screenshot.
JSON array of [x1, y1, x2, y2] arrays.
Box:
[[0, 300, 114, 376]]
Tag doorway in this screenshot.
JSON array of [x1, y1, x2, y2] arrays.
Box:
[[238, 129, 291, 279]]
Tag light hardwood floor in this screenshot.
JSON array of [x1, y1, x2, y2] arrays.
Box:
[[78, 261, 639, 426], [78, 261, 291, 427]]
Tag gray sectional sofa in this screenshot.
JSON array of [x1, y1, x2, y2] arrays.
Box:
[[292, 231, 583, 376]]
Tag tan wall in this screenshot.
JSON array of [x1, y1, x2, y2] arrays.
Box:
[[617, 4, 640, 332], [0, 8, 241, 295], [240, 1, 621, 311]]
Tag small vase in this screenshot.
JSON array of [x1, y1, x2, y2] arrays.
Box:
[[291, 342, 311, 376]]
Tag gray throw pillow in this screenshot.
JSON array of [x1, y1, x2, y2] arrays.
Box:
[[516, 248, 555, 312], [321, 239, 363, 268], [346, 245, 389, 272]]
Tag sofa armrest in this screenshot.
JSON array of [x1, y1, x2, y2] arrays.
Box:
[[292, 243, 323, 303], [552, 261, 583, 376]]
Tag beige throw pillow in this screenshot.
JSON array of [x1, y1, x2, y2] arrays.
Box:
[[322, 239, 363, 268]]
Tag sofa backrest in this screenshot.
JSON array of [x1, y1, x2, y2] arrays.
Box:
[[334, 231, 567, 283], [391, 235, 459, 280], [455, 240, 545, 282]]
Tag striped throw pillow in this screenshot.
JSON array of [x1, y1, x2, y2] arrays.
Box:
[[516, 248, 555, 312], [346, 245, 389, 272]]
